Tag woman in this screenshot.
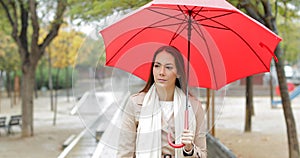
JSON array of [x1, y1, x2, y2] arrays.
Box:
[[117, 46, 207, 158]]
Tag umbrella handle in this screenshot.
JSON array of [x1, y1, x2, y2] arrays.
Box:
[[167, 110, 189, 148], [167, 132, 185, 148]]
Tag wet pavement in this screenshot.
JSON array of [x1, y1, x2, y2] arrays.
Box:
[[59, 75, 140, 158]]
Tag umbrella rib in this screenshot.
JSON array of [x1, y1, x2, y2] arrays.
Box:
[[106, 14, 186, 65], [195, 12, 234, 29], [194, 22, 229, 30], [107, 7, 195, 65], [169, 23, 188, 45], [192, 7, 204, 19], [150, 22, 186, 29], [195, 11, 235, 22], [177, 5, 189, 21], [191, 22, 219, 89], [168, 7, 189, 45], [146, 7, 191, 34], [148, 7, 233, 35], [178, 5, 219, 88], [148, 7, 187, 22], [183, 5, 197, 12], [195, 12, 270, 70]]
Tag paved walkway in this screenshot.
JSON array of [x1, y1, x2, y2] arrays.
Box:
[[58, 76, 134, 157], [57, 93, 101, 158]]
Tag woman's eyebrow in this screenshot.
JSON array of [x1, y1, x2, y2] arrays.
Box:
[[154, 62, 174, 66], [165, 63, 174, 66]]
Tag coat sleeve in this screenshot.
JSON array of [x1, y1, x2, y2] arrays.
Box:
[[117, 96, 139, 158], [189, 99, 207, 158]]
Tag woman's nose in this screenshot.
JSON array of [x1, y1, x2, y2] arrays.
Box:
[[159, 66, 165, 76]]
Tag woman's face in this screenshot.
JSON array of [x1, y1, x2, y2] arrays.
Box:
[[153, 51, 178, 90]]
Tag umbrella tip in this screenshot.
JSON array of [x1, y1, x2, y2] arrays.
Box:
[[259, 42, 278, 63]]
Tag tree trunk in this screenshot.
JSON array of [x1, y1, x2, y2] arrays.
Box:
[[53, 68, 60, 126], [48, 52, 54, 111], [34, 79, 38, 98], [270, 71, 275, 108], [39, 62, 44, 87], [0, 84, 1, 113], [21, 63, 36, 137], [211, 90, 215, 136], [245, 76, 253, 132], [65, 67, 70, 102], [274, 47, 300, 158], [206, 88, 211, 132], [238, 0, 300, 156], [268, 4, 300, 157], [13, 75, 20, 105], [6, 71, 11, 98], [7, 71, 14, 107], [13, 75, 16, 105]]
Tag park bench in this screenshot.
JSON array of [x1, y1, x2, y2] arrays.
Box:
[[7, 115, 22, 135], [0, 116, 7, 135]]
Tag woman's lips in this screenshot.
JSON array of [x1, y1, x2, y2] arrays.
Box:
[[158, 79, 167, 82]]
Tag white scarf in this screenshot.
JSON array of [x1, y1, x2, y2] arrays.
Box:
[[136, 85, 196, 158]]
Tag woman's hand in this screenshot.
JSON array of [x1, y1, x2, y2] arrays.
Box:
[[181, 129, 194, 152]]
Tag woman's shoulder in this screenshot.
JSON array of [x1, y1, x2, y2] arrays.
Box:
[[129, 92, 146, 105]]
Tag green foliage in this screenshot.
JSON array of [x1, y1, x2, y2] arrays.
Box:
[[278, 22, 300, 64], [75, 36, 105, 68], [49, 25, 85, 68], [35, 66, 77, 90], [228, 0, 300, 64], [275, 0, 300, 64], [0, 9, 12, 34], [67, 0, 150, 24], [0, 32, 20, 72]]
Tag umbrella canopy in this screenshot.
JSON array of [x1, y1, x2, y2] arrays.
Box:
[[100, 0, 281, 90], [100, 0, 282, 148]]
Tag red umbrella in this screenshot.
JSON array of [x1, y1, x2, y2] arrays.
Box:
[[100, 0, 281, 148]]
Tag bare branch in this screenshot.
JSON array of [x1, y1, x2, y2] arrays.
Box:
[[0, 0, 29, 61], [40, 0, 67, 54], [274, 0, 278, 20], [261, 0, 277, 32], [29, 0, 39, 55], [0, 0, 14, 27], [18, 0, 29, 58], [0, 0, 18, 40], [238, 0, 266, 25]]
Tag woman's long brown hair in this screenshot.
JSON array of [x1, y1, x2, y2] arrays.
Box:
[[139, 45, 187, 94]]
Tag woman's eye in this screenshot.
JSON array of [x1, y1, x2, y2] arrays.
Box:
[[154, 64, 160, 68], [166, 66, 173, 70]]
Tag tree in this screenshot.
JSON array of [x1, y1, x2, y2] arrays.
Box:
[[244, 76, 253, 132], [0, 31, 20, 106], [50, 26, 83, 101], [277, 1, 300, 64], [231, 0, 300, 157], [67, 0, 150, 24], [0, 0, 67, 137], [49, 27, 83, 125]]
